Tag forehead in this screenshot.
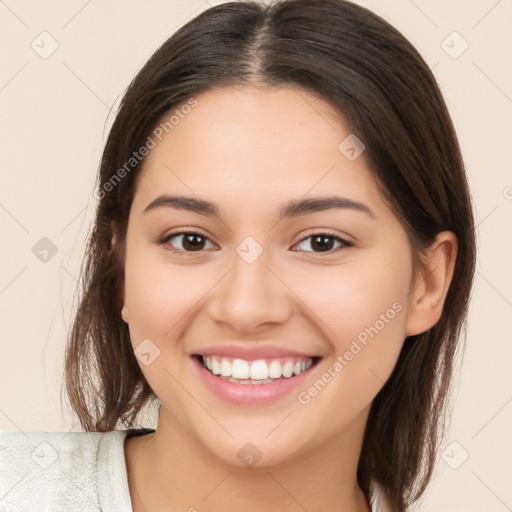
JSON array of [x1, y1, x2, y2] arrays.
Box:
[[131, 85, 384, 218]]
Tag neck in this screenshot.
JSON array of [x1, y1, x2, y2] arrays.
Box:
[[125, 406, 371, 512]]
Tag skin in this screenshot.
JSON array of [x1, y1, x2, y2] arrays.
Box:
[[119, 85, 457, 512]]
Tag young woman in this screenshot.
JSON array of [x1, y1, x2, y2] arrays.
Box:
[[0, 1, 475, 511]]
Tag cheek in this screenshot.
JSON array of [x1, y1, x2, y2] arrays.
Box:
[[290, 254, 411, 351], [292, 252, 412, 422], [123, 239, 210, 343], [122, 246, 207, 403]]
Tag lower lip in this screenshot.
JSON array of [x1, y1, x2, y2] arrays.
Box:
[[191, 356, 318, 406]]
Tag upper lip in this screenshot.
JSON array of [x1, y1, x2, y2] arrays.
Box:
[[191, 344, 319, 360]]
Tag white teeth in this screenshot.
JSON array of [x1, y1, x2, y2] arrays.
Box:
[[220, 359, 231, 377], [211, 357, 220, 375], [200, 355, 315, 383], [250, 360, 269, 380], [268, 360, 282, 379], [231, 359, 250, 379], [282, 361, 294, 378]]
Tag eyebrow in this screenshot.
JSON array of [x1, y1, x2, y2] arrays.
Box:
[[143, 194, 375, 219]]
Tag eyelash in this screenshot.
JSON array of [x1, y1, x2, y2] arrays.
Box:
[[159, 230, 353, 255]]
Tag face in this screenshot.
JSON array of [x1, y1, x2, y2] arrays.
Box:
[[121, 85, 416, 467]]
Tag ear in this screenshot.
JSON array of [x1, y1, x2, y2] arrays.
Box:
[[121, 305, 129, 323], [110, 220, 117, 248], [405, 231, 457, 336]]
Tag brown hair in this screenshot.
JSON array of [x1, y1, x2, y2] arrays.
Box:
[[63, 1, 476, 510]]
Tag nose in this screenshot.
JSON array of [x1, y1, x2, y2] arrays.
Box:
[[207, 246, 293, 333]]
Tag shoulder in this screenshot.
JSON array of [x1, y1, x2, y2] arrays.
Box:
[[371, 480, 393, 512], [0, 429, 138, 512]]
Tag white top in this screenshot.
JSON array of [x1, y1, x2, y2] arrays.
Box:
[[0, 429, 389, 511]]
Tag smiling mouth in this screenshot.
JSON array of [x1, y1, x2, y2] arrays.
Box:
[[194, 354, 321, 385]]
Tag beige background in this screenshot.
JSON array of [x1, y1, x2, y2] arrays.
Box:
[[0, 0, 510, 510]]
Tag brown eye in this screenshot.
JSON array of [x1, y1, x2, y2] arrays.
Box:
[[161, 232, 215, 252], [294, 233, 351, 253]]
